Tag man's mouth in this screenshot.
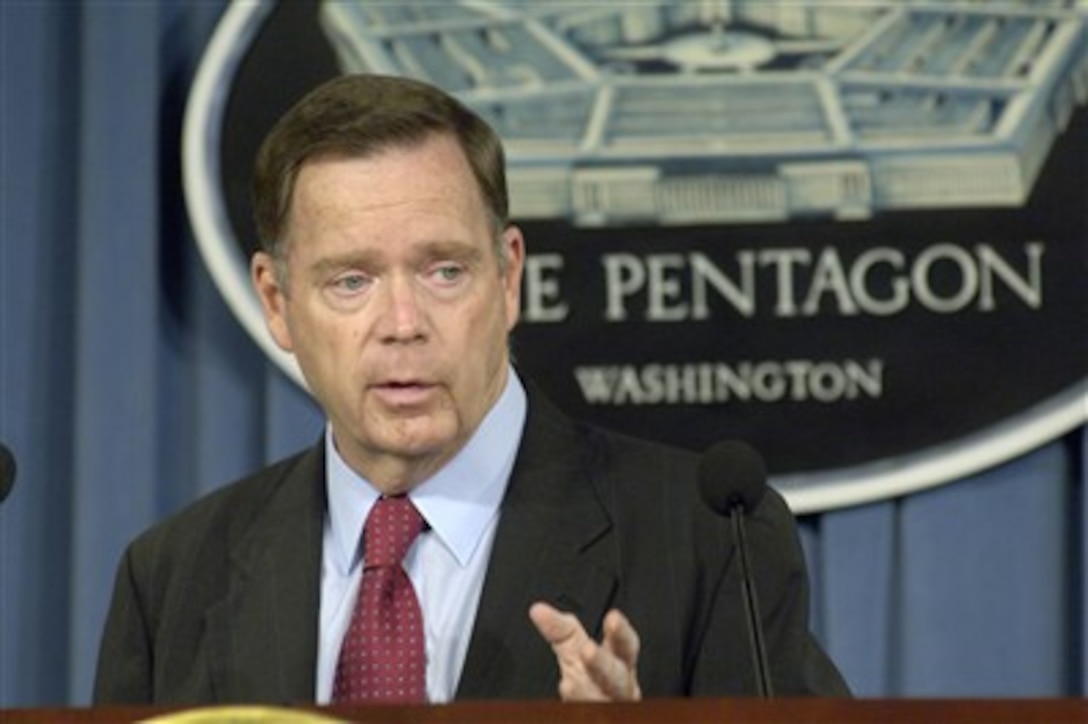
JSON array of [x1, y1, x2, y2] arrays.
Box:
[[371, 380, 436, 406]]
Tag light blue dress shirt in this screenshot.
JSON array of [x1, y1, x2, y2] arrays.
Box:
[[316, 368, 527, 703]]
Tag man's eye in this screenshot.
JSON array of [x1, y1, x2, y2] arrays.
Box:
[[432, 264, 465, 283], [331, 273, 371, 293]]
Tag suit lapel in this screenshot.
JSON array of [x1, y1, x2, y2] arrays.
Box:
[[204, 445, 325, 703], [457, 388, 618, 699]]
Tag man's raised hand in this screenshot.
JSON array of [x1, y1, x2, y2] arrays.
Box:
[[529, 602, 642, 702]]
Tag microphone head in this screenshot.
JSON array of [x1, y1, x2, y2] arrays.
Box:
[[699, 439, 767, 516], [0, 443, 15, 503]]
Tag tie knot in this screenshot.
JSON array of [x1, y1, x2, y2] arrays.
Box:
[[364, 495, 424, 569]]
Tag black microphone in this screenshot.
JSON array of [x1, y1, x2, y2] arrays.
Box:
[[698, 440, 772, 698], [0, 443, 15, 504]]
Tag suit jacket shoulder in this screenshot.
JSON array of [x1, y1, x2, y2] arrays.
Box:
[[94, 445, 326, 704]]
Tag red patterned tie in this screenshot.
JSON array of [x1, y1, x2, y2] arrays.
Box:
[[333, 495, 426, 703]]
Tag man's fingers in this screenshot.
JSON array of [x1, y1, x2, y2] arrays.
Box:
[[586, 611, 641, 700], [530, 601, 598, 698], [582, 640, 632, 700], [529, 602, 643, 702], [529, 601, 585, 648], [602, 609, 640, 669]]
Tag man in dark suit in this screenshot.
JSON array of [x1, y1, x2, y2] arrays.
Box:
[[94, 73, 848, 704]]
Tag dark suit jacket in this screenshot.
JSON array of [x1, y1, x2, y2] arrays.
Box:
[[94, 386, 848, 703]]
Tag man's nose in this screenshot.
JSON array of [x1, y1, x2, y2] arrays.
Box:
[[378, 274, 425, 343]]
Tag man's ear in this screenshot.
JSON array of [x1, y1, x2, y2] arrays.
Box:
[[501, 225, 525, 330], [251, 251, 294, 352]]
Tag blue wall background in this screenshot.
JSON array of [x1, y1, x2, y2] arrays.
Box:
[[1, 1, 1085, 706]]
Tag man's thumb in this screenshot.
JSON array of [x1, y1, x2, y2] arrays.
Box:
[[529, 602, 582, 646]]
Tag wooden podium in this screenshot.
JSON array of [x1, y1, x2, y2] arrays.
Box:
[[3, 698, 1087, 723]]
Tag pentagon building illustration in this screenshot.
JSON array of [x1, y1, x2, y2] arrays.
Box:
[[320, 1, 1088, 226]]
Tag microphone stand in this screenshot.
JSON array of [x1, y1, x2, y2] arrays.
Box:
[[730, 500, 773, 698]]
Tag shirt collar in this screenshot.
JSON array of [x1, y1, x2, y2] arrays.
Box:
[[326, 366, 527, 573]]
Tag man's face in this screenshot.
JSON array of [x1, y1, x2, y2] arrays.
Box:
[[252, 133, 524, 492]]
